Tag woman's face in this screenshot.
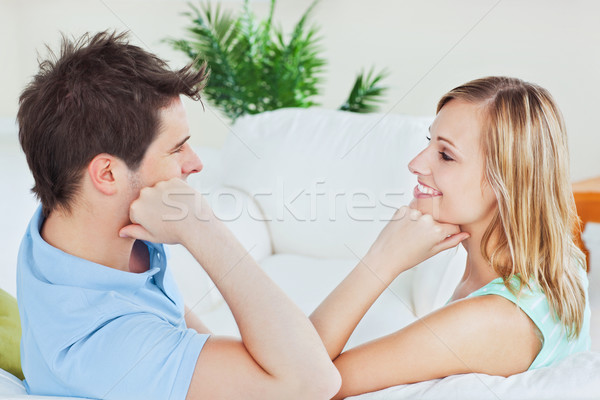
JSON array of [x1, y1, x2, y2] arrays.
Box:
[[408, 99, 497, 229]]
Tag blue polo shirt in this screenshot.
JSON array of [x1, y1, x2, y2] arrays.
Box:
[[17, 206, 209, 400]]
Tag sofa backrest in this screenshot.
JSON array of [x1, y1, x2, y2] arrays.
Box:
[[219, 107, 433, 259]]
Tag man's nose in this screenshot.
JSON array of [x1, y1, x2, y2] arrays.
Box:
[[183, 148, 203, 175]]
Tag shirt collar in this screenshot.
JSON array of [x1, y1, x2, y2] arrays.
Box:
[[27, 205, 167, 292]]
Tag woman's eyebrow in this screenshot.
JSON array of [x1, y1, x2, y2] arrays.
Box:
[[437, 136, 458, 149], [428, 126, 462, 156]]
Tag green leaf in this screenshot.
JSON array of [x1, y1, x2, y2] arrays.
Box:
[[166, 0, 327, 121], [167, 0, 388, 121], [340, 68, 389, 113]]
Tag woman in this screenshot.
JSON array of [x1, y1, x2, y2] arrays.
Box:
[[310, 76, 591, 399]]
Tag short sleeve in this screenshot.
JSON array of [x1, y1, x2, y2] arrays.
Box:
[[52, 313, 209, 400]]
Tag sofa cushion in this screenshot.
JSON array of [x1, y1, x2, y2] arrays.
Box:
[[220, 107, 433, 259], [188, 253, 418, 349], [346, 350, 600, 400], [261, 254, 418, 349], [0, 367, 85, 399], [0, 288, 24, 380], [0, 367, 26, 396], [168, 183, 274, 316], [411, 246, 467, 317]]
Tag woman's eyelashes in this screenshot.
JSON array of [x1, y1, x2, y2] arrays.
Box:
[[439, 151, 454, 161], [426, 136, 454, 162]]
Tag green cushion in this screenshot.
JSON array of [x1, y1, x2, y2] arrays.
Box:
[[0, 288, 24, 380]]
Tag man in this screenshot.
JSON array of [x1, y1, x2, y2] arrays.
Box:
[[17, 31, 340, 400]]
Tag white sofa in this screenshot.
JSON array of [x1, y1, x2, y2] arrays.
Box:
[[171, 107, 600, 399], [167, 107, 472, 347], [1, 108, 600, 399]]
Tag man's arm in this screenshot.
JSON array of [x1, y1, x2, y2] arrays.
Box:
[[120, 179, 340, 400]]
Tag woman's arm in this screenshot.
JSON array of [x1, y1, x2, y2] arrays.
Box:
[[330, 295, 542, 399], [310, 206, 468, 360], [309, 208, 540, 399]]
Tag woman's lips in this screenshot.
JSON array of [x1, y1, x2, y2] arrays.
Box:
[[413, 182, 443, 199]]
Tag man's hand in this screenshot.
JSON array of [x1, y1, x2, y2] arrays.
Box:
[[118, 181, 341, 400], [119, 178, 215, 246]]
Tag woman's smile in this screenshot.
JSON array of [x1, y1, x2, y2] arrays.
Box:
[[414, 181, 443, 198]]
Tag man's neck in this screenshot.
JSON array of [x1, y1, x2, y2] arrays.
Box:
[[41, 206, 137, 273]]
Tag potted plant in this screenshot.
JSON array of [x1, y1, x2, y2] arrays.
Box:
[[167, 0, 388, 121]]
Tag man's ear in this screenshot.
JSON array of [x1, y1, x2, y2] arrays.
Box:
[[87, 154, 125, 195]]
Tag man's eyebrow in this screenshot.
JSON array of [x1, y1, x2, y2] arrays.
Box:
[[170, 136, 190, 152]]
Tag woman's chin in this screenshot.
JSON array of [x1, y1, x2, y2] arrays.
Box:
[[409, 197, 440, 220]]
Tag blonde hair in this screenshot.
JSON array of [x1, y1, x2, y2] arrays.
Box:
[[438, 77, 586, 338]]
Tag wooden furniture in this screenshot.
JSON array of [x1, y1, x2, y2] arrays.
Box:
[[573, 176, 600, 271]]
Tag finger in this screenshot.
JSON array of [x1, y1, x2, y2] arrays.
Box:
[[409, 209, 421, 221], [420, 213, 434, 223], [119, 224, 153, 242], [437, 222, 461, 238], [128, 203, 141, 225], [433, 232, 470, 253], [392, 206, 410, 220]]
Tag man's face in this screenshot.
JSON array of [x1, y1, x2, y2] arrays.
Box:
[[128, 97, 203, 198]]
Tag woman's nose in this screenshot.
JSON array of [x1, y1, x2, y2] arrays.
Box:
[[408, 148, 430, 176]]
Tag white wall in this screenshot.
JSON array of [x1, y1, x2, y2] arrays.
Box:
[[0, 0, 20, 123], [1, 0, 599, 180]]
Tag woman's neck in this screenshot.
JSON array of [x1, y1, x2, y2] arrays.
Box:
[[451, 218, 501, 301]]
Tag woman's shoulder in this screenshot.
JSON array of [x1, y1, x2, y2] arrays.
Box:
[[418, 294, 543, 375], [445, 291, 537, 327], [461, 275, 548, 341], [465, 274, 548, 308]]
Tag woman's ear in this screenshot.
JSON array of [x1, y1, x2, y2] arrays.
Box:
[[87, 154, 122, 195]]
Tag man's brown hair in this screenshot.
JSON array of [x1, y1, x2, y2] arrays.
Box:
[[18, 31, 209, 216]]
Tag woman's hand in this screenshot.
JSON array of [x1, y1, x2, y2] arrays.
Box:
[[364, 206, 470, 283], [310, 205, 469, 362]]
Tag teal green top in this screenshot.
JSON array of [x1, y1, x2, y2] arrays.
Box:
[[466, 268, 591, 370]]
